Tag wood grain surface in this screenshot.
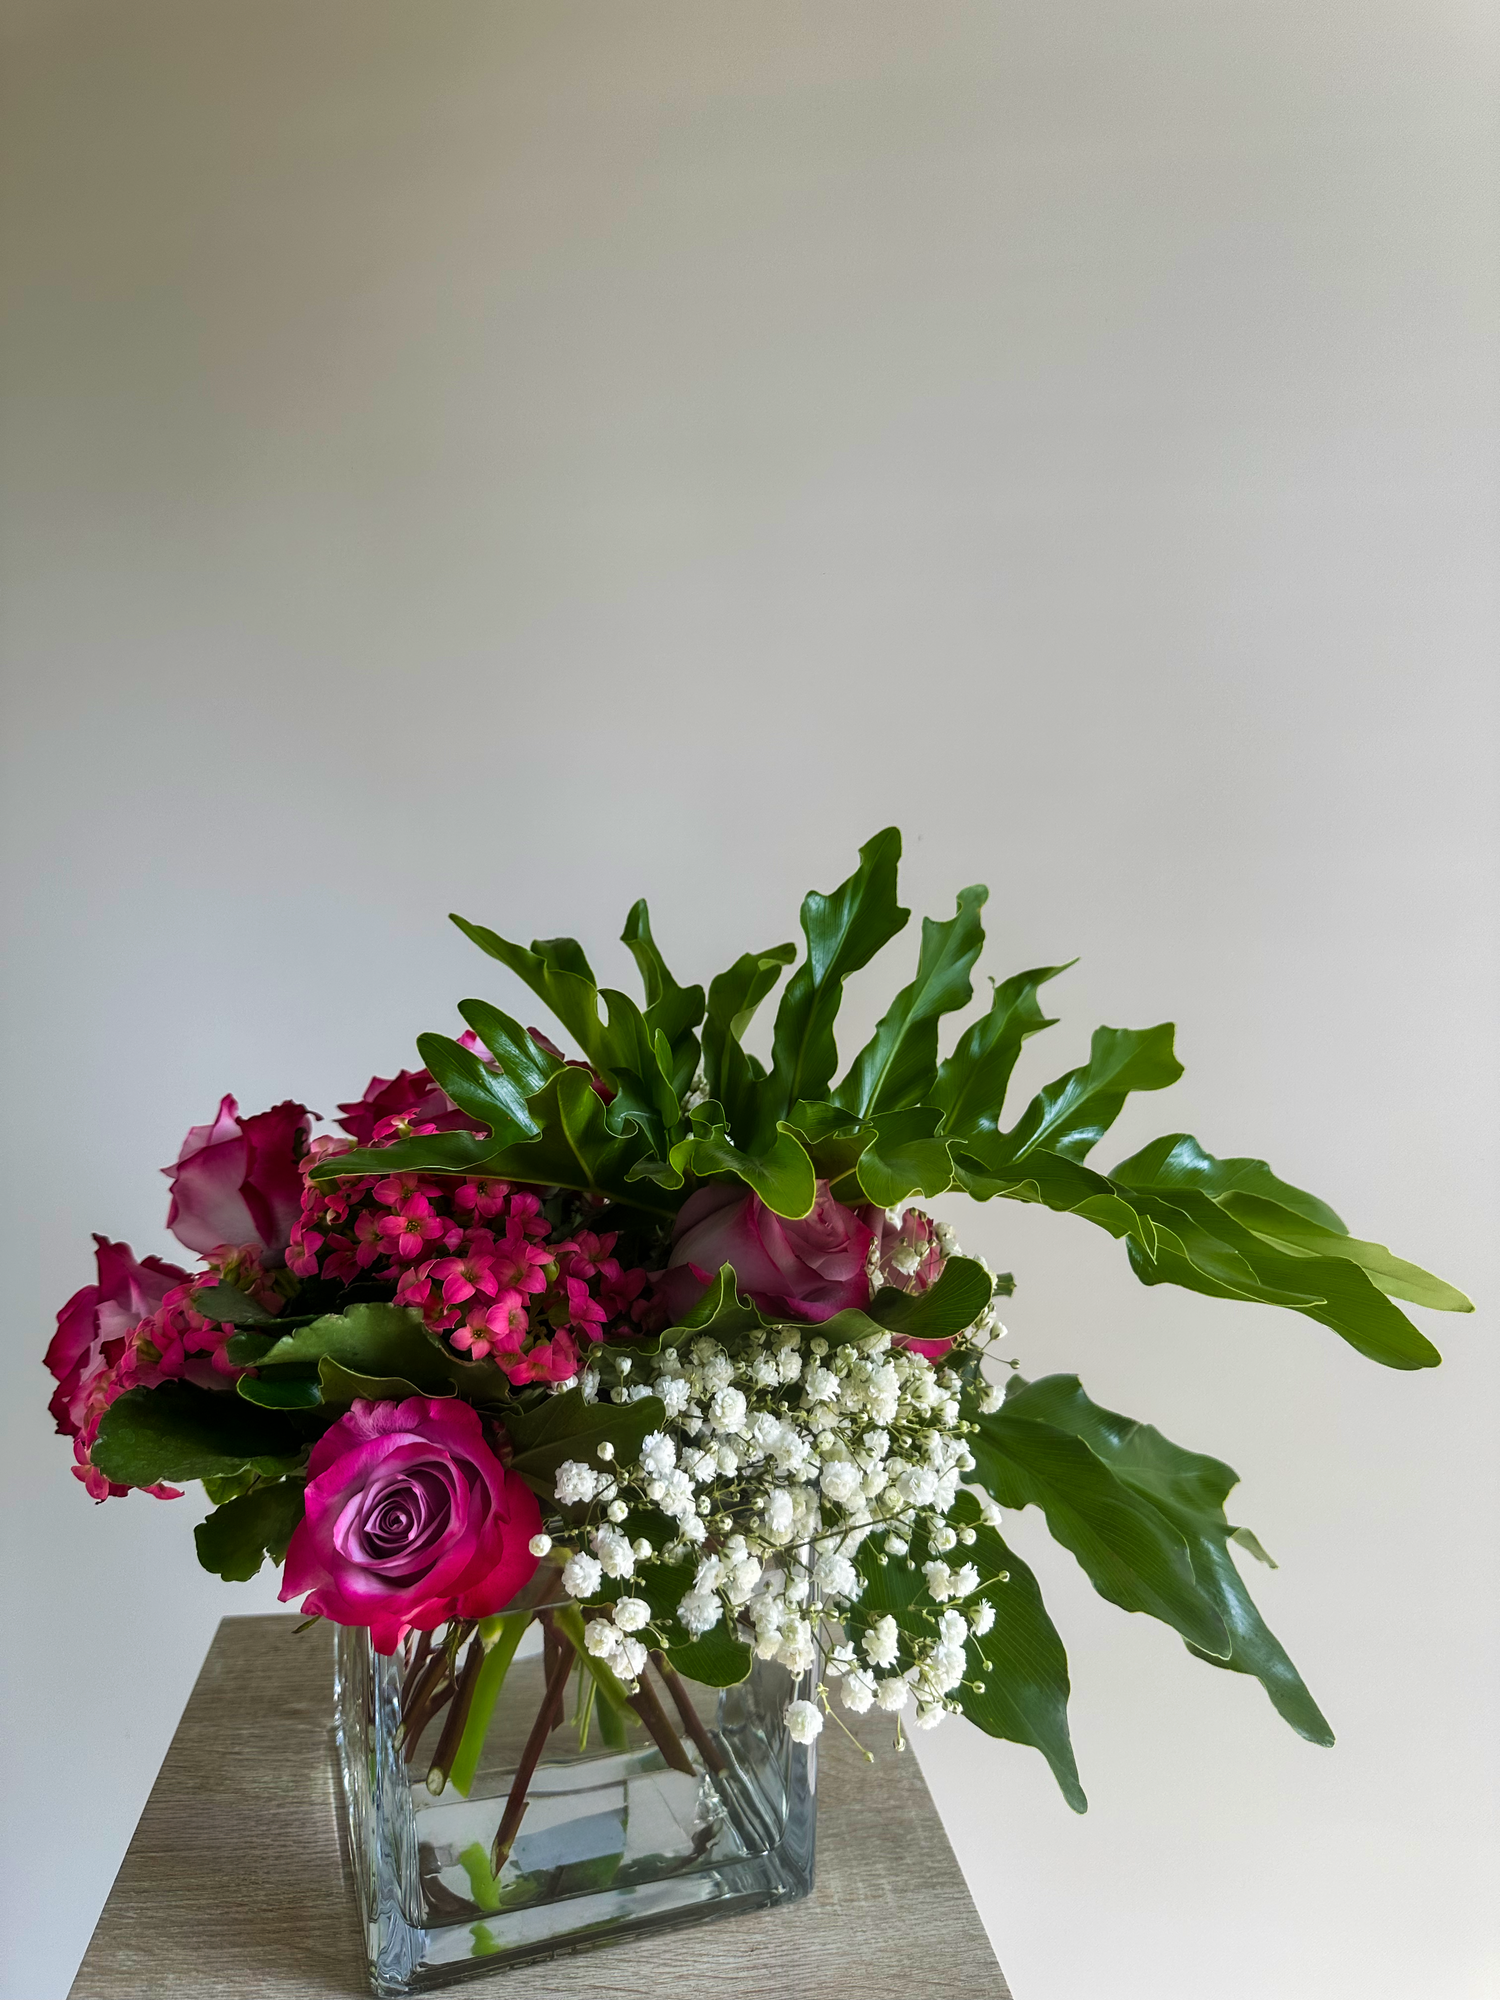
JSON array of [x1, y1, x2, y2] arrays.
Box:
[[68, 1615, 1012, 1999]]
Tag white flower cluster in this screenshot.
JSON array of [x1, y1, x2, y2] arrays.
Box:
[[542, 1255, 1011, 1736]]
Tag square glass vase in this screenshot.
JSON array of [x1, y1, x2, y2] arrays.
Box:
[[334, 1620, 818, 1995]]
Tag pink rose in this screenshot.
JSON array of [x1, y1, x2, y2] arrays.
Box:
[[163, 1096, 311, 1259], [45, 1234, 188, 1438], [335, 1069, 479, 1146], [860, 1205, 952, 1359], [279, 1397, 542, 1654], [663, 1180, 874, 1324]]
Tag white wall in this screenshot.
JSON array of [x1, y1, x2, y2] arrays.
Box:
[[2, 5, 1495, 1996]]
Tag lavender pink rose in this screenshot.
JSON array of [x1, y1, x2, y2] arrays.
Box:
[[163, 1095, 311, 1260], [279, 1396, 541, 1653], [663, 1179, 875, 1323]]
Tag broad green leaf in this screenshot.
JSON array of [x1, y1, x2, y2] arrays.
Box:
[[505, 1390, 667, 1496], [851, 1497, 1085, 1808], [455, 999, 564, 1098], [316, 1358, 438, 1405], [1119, 1187, 1443, 1369], [868, 1256, 993, 1341], [967, 1402, 1230, 1658], [194, 1480, 306, 1582], [1110, 1132, 1347, 1233], [1113, 1135, 1471, 1314], [780, 1100, 875, 1183], [703, 943, 796, 1143], [932, 963, 1073, 1138], [444, 1066, 677, 1218], [309, 1129, 496, 1183], [758, 828, 910, 1138], [236, 1373, 324, 1410], [1005, 1376, 1333, 1744], [995, 1024, 1184, 1164], [415, 1032, 537, 1145], [621, 900, 706, 1098], [189, 1283, 278, 1327], [450, 915, 612, 1069], [666, 1122, 817, 1219], [1219, 1194, 1472, 1312], [848, 1106, 955, 1208], [833, 884, 988, 1117], [658, 1264, 773, 1345], [665, 1624, 754, 1688], [252, 1303, 513, 1402], [91, 1383, 303, 1488]]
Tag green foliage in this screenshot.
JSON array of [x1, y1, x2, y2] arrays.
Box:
[[832, 883, 987, 1117], [703, 943, 796, 1142], [238, 1303, 511, 1409], [853, 1494, 1085, 1810], [503, 1388, 667, 1497], [866, 1256, 994, 1342], [91, 1383, 303, 1488], [194, 1480, 305, 1582]]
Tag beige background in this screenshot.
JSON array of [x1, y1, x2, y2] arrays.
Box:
[[2, 5, 1496, 1996]]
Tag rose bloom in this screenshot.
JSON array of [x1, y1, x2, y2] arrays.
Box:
[[163, 1096, 311, 1260], [45, 1234, 188, 1439], [663, 1180, 873, 1323], [279, 1397, 542, 1653], [861, 1205, 952, 1359]]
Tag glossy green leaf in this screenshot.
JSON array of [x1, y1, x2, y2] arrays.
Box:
[[1110, 1132, 1347, 1232], [848, 1106, 955, 1208], [454, 998, 564, 1098], [1119, 1187, 1443, 1369], [505, 1390, 667, 1496], [1112, 1132, 1471, 1314], [621, 900, 706, 1099], [415, 1032, 538, 1145], [236, 1372, 324, 1410], [447, 1066, 676, 1218], [665, 1624, 754, 1687], [449, 915, 612, 1069], [931, 962, 1073, 1139], [190, 1282, 278, 1327], [703, 944, 797, 1143], [316, 1358, 438, 1405], [1005, 1375, 1333, 1744], [758, 828, 910, 1138], [833, 884, 988, 1117], [194, 1479, 305, 1582], [252, 1303, 512, 1402], [780, 1100, 875, 1183], [666, 1122, 817, 1219], [91, 1383, 303, 1488], [967, 1401, 1230, 1658], [868, 1256, 993, 1341], [309, 1129, 496, 1183], [994, 1024, 1184, 1164]]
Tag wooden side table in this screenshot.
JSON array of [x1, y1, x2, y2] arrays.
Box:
[[68, 1614, 1013, 1999]]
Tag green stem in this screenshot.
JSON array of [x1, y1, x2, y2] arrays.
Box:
[[447, 1612, 531, 1799]]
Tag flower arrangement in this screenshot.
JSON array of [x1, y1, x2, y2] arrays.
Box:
[[48, 827, 1470, 1833]]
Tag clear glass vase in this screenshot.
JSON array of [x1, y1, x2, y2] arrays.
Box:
[[333, 1614, 818, 1995]]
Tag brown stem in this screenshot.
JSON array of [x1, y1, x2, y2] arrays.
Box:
[[399, 1629, 434, 1711], [427, 1631, 487, 1794], [402, 1677, 456, 1764], [542, 1620, 566, 1733], [627, 1672, 696, 1775], [491, 1616, 574, 1873], [650, 1650, 727, 1774]]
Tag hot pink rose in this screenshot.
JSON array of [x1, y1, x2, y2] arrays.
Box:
[[279, 1397, 541, 1654], [163, 1096, 311, 1259], [45, 1234, 188, 1438], [663, 1180, 874, 1323]]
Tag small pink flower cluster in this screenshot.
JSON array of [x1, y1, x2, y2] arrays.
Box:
[[46, 1237, 256, 1500], [288, 1157, 654, 1385]]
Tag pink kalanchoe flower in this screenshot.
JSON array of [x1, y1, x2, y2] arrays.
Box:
[[453, 1179, 512, 1223], [163, 1097, 311, 1260], [375, 1195, 453, 1262], [278, 1396, 542, 1655], [662, 1180, 874, 1324], [430, 1238, 504, 1308]]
